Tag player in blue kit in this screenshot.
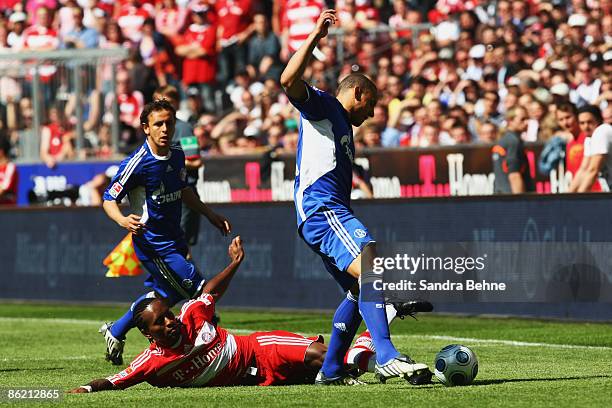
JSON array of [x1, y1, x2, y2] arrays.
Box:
[[100, 99, 231, 365], [280, 9, 431, 385]]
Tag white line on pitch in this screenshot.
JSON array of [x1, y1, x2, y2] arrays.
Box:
[[1, 317, 610, 351]]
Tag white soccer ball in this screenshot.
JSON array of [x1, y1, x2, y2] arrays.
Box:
[[434, 344, 478, 386]]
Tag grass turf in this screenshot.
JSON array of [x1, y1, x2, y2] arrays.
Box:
[[0, 303, 611, 407]]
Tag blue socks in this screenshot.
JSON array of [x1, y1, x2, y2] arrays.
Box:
[[359, 278, 400, 365], [110, 293, 152, 340], [322, 292, 362, 378]]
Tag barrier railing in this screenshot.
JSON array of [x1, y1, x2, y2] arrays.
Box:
[[0, 48, 128, 162]]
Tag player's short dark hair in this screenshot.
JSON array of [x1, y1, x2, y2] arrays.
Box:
[[337, 73, 377, 96], [153, 85, 180, 104], [140, 99, 176, 126], [556, 102, 577, 116], [577, 105, 603, 123], [132, 297, 159, 332]]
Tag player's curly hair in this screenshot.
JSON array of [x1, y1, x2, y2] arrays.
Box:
[[140, 99, 176, 126], [132, 297, 159, 332]]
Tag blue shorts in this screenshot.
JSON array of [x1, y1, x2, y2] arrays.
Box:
[[299, 207, 374, 291], [132, 241, 205, 304]]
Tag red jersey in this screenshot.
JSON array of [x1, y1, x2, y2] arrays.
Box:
[[107, 294, 254, 388], [0, 162, 18, 205], [117, 5, 151, 43], [23, 25, 59, 80], [45, 123, 65, 157], [566, 132, 601, 192], [215, 0, 252, 45], [107, 294, 317, 388], [115, 91, 144, 126], [282, 0, 324, 53], [180, 24, 217, 85], [566, 132, 586, 176], [23, 25, 60, 50]]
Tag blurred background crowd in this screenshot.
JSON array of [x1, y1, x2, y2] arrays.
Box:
[[0, 0, 610, 166]]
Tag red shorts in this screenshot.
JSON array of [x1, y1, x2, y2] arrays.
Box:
[[248, 331, 317, 386]]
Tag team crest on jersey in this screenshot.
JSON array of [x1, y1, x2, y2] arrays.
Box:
[[195, 322, 217, 347], [354, 229, 367, 238], [180, 168, 187, 182], [340, 135, 354, 162], [109, 182, 123, 198], [182, 279, 193, 289]]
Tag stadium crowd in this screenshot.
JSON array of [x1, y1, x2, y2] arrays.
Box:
[[0, 0, 610, 168]]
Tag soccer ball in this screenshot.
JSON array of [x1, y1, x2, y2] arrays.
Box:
[[434, 344, 478, 386]]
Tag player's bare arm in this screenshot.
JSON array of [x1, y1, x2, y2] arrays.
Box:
[[508, 172, 526, 194], [181, 186, 231, 236], [280, 9, 337, 102], [67, 379, 115, 393], [577, 154, 604, 192], [568, 155, 591, 192], [202, 236, 245, 302], [185, 157, 203, 171], [102, 200, 147, 235]]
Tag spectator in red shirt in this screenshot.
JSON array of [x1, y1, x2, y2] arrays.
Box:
[[22, 6, 60, 88], [555, 102, 582, 176], [155, 0, 188, 41], [40, 105, 75, 168], [280, 0, 323, 61], [176, 5, 217, 113], [215, 0, 253, 86], [103, 70, 145, 154], [116, 0, 151, 44], [0, 135, 17, 205]]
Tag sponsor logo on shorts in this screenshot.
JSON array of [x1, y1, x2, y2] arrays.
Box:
[[182, 279, 193, 289], [109, 182, 123, 198], [354, 229, 367, 239]]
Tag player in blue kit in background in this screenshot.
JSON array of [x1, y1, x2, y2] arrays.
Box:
[[99, 99, 231, 365], [280, 9, 431, 385]]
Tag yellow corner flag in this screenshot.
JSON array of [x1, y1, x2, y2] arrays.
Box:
[[103, 234, 144, 277]]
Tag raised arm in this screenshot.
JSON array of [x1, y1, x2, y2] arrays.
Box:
[[279, 9, 337, 102], [202, 236, 245, 302]]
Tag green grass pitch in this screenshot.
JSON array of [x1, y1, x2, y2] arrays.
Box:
[[1, 302, 611, 407]]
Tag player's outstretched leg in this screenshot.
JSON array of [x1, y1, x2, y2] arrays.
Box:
[[345, 331, 433, 385], [316, 290, 363, 385], [356, 243, 400, 363], [355, 243, 430, 383], [100, 292, 155, 365]]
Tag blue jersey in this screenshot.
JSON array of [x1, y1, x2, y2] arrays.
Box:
[[290, 83, 355, 226], [103, 142, 188, 255]]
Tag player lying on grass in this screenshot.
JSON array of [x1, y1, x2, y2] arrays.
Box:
[[70, 238, 432, 392]]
